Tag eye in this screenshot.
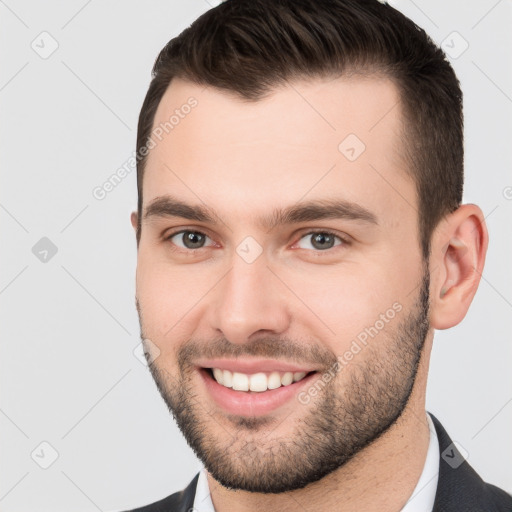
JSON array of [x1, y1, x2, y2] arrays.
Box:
[[165, 230, 215, 251], [163, 229, 349, 254], [294, 231, 348, 251]]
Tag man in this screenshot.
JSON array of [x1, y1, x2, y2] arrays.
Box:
[[124, 0, 512, 510]]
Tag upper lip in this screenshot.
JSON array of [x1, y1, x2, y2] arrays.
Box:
[[195, 358, 318, 374]]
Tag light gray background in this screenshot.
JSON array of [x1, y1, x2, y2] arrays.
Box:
[[1, 1, 511, 510]]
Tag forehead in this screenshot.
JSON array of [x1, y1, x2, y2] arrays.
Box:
[[142, 75, 415, 230]]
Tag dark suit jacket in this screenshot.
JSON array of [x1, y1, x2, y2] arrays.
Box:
[[123, 412, 512, 511]]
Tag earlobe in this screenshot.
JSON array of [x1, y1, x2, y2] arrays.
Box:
[[429, 204, 488, 330]]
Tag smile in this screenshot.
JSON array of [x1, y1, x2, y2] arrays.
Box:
[[196, 359, 319, 417]]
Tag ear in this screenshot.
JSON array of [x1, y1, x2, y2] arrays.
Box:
[[429, 204, 489, 330], [130, 211, 139, 242], [130, 211, 138, 231]]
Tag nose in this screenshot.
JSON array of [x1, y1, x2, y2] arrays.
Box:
[[208, 253, 291, 345]]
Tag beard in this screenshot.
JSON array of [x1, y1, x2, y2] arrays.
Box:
[[137, 265, 430, 494]]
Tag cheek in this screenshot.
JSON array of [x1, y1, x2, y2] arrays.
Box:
[[287, 262, 411, 353], [136, 257, 202, 342]]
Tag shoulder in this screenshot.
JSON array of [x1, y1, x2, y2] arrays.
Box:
[[120, 473, 199, 512], [429, 412, 512, 511]]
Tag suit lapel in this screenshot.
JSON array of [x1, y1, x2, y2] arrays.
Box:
[[172, 473, 200, 512]]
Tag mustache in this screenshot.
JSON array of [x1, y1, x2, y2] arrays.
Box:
[[177, 336, 339, 371]]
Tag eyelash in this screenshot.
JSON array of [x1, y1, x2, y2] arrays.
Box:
[[163, 229, 351, 255]]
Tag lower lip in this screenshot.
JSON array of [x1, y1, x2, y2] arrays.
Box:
[[199, 368, 317, 417]]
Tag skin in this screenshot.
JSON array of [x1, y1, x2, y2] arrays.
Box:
[[131, 76, 488, 512]]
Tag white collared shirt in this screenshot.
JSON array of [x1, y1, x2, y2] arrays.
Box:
[[193, 412, 439, 512]]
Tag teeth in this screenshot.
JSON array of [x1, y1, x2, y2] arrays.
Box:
[[293, 371, 306, 382], [211, 368, 309, 392], [232, 372, 249, 391], [281, 372, 293, 386], [213, 368, 224, 385], [222, 369, 233, 388], [267, 372, 282, 390], [249, 373, 267, 392]]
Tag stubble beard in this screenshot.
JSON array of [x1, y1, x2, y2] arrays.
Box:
[[139, 268, 430, 493]]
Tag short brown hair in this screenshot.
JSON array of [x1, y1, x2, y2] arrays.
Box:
[[135, 0, 463, 259]]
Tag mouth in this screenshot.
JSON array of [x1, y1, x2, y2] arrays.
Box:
[[196, 360, 319, 417]]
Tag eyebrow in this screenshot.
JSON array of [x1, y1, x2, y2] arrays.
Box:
[[144, 194, 378, 231]]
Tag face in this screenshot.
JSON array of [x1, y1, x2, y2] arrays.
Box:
[[133, 76, 431, 492]]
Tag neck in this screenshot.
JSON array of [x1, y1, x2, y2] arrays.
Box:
[[206, 338, 433, 512]]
